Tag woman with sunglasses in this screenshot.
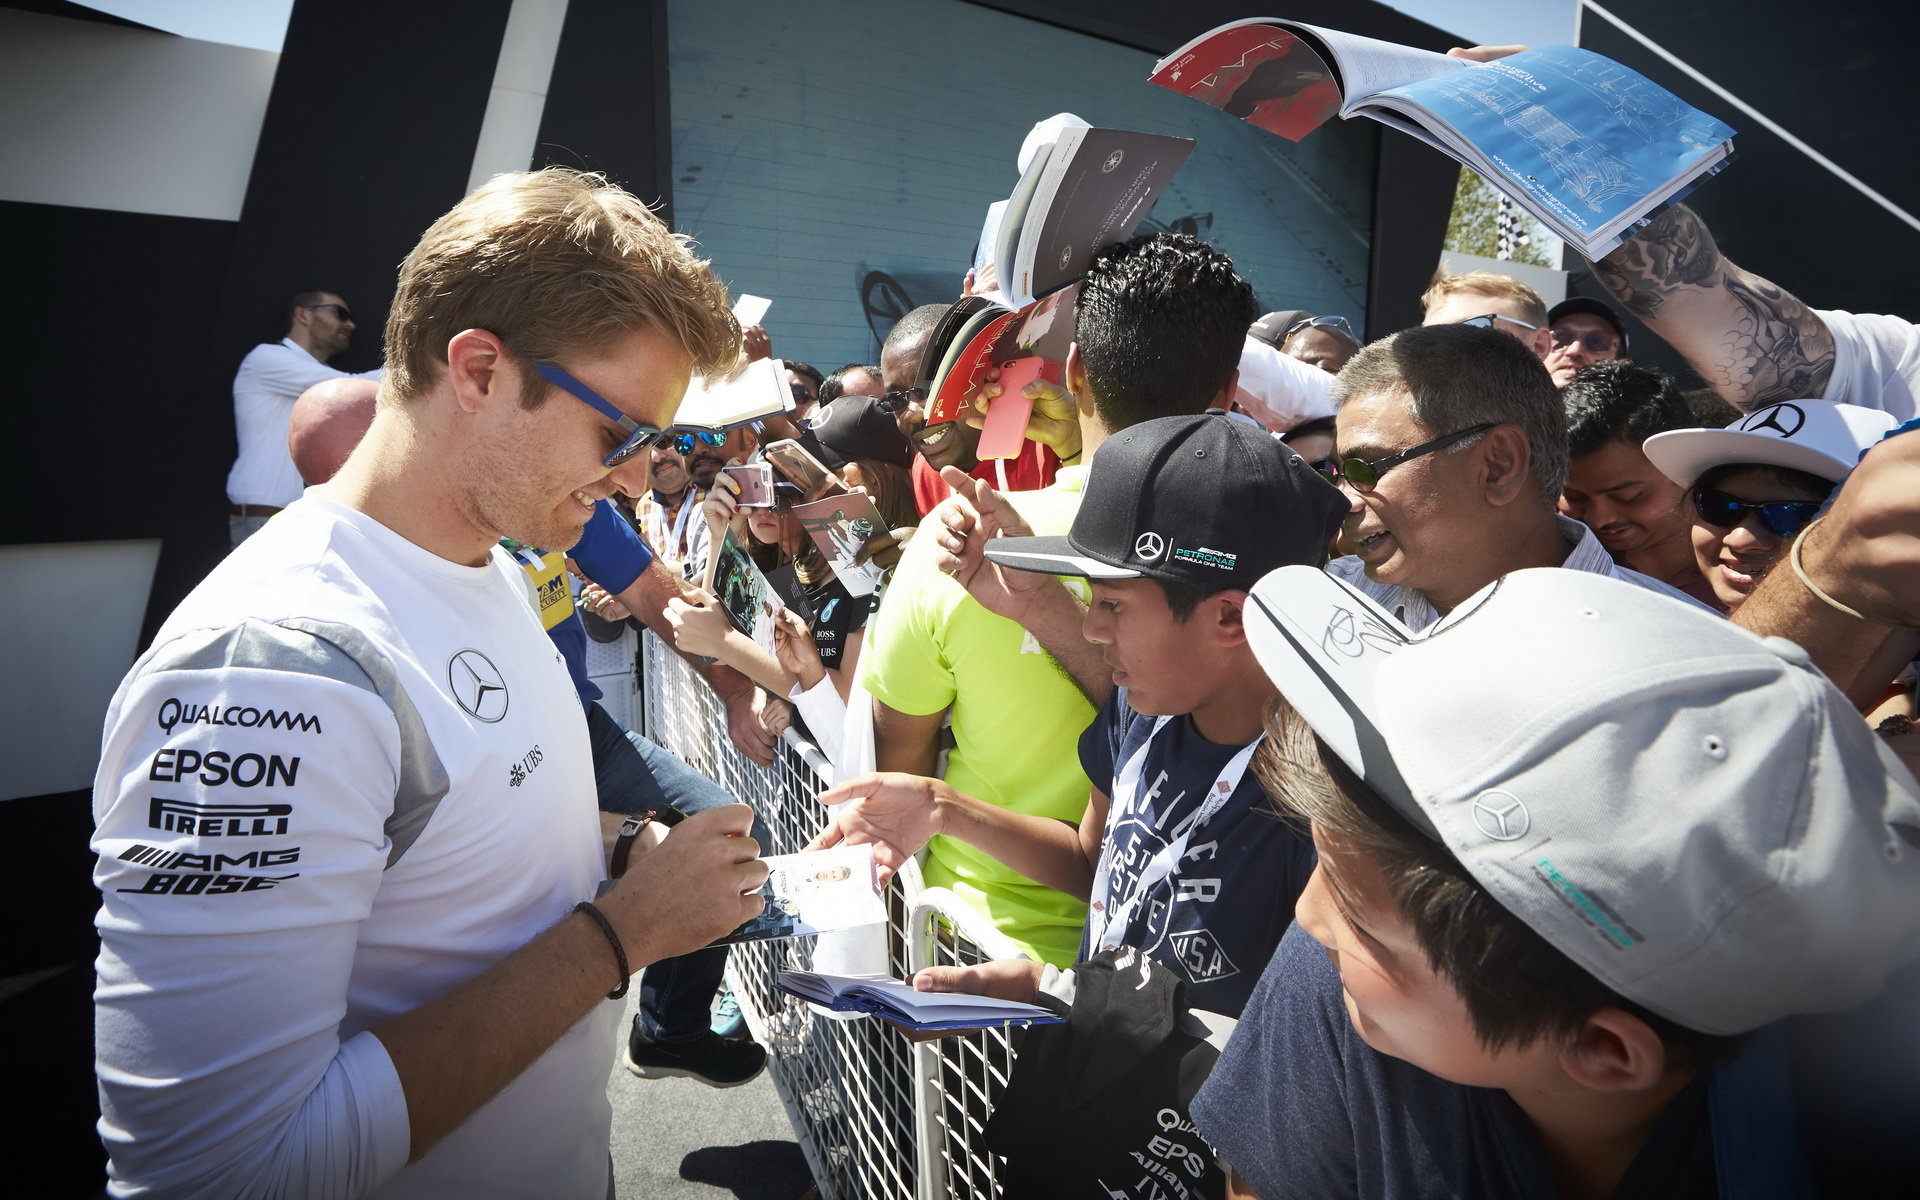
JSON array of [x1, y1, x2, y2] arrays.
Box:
[[667, 399, 919, 761], [1642, 399, 1896, 615]]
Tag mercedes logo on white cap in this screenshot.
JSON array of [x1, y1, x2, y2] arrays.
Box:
[[1470, 790, 1531, 841], [1743, 403, 1806, 438], [1134, 531, 1167, 562], [448, 649, 509, 723]]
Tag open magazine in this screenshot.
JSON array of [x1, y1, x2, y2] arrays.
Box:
[[795, 493, 890, 597], [702, 528, 783, 656], [913, 284, 1080, 459], [777, 969, 1064, 1032], [987, 124, 1193, 309], [1150, 20, 1736, 258], [711, 845, 887, 947]]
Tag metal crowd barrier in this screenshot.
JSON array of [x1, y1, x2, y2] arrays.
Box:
[[628, 630, 1029, 1200]]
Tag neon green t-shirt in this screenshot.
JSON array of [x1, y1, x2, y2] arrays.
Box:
[[857, 467, 1093, 966]]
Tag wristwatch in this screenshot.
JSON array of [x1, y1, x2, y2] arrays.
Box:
[[609, 807, 686, 879]]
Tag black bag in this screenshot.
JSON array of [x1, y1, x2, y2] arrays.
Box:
[[985, 947, 1225, 1200]]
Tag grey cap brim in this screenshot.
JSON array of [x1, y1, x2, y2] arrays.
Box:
[[1244, 565, 1436, 839], [983, 535, 1142, 579]]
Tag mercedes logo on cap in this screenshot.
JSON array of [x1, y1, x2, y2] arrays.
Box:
[[1470, 790, 1531, 841], [1134, 531, 1167, 562], [1743, 402, 1806, 439], [448, 649, 509, 723]]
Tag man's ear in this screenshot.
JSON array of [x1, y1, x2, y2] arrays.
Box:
[[1064, 343, 1090, 400], [1556, 1005, 1670, 1093], [1477, 425, 1535, 507], [445, 328, 512, 414], [1210, 368, 1242, 411], [1210, 589, 1252, 646], [1529, 326, 1553, 360]]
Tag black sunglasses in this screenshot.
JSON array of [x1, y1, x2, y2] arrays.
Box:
[[1314, 423, 1496, 492], [305, 303, 354, 324], [879, 387, 927, 414], [1550, 327, 1619, 355], [1690, 487, 1824, 538], [1457, 313, 1538, 332]]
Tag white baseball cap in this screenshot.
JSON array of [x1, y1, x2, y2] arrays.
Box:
[[1245, 565, 1920, 1035], [1643, 399, 1896, 487]]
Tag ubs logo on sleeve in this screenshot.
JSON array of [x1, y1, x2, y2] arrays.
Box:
[[447, 650, 508, 722]]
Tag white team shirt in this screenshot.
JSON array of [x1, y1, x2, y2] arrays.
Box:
[[1818, 309, 1919, 423], [93, 492, 615, 1199]]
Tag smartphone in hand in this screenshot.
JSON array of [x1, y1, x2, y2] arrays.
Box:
[[721, 463, 776, 508]]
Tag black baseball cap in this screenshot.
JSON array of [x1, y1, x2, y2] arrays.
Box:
[[1248, 309, 1312, 349], [1547, 296, 1629, 350], [807, 395, 913, 470], [983, 411, 1347, 591]]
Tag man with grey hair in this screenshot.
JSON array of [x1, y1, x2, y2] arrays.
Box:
[[1320, 323, 1698, 629]]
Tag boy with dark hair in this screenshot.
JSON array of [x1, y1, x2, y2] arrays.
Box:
[[820, 412, 1347, 1016], [1196, 565, 1920, 1198], [1558, 360, 1712, 604], [857, 234, 1260, 966]]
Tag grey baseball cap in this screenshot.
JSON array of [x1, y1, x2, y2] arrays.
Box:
[[1244, 564, 1920, 1035]]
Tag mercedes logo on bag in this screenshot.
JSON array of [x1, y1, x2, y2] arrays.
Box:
[[1743, 402, 1806, 438], [1134, 531, 1167, 562], [1470, 790, 1531, 841], [448, 649, 509, 723]]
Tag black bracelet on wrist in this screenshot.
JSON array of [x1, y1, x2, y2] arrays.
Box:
[[573, 900, 630, 1000]]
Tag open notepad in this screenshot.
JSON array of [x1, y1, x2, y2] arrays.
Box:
[[777, 970, 1065, 1032]]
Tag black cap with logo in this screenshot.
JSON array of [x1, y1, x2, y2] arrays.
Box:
[[983, 411, 1347, 591], [806, 395, 913, 470]]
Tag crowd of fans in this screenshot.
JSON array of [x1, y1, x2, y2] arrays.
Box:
[[90, 38, 1920, 1200]]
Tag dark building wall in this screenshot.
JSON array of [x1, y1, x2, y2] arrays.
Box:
[[144, 0, 516, 642]]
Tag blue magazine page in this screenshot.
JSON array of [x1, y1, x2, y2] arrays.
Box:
[[1375, 45, 1734, 243]]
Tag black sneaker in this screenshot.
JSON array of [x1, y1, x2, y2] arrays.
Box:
[[625, 1018, 768, 1088]]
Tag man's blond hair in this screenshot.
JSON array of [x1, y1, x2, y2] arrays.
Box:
[[384, 168, 740, 404], [1419, 269, 1547, 326]]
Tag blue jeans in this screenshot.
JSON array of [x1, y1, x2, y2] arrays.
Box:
[[585, 701, 767, 1042]]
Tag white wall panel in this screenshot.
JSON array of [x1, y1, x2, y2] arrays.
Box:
[[0, 9, 274, 221], [0, 539, 162, 802]]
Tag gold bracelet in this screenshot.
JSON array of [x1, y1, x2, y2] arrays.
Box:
[[1788, 516, 1907, 629]]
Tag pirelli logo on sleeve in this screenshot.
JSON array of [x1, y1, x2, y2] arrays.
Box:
[[148, 797, 292, 837]]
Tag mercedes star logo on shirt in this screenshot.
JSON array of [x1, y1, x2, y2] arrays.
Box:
[[448, 649, 509, 723]]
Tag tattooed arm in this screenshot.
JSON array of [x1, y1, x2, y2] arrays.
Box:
[[1594, 204, 1836, 412]]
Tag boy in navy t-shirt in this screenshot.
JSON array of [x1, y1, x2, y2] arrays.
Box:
[[813, 411, 1346, 1015], [1198, 565, 1920, 1198]]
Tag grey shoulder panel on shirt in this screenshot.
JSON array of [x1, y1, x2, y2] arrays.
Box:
[[143, 618, 451, 867]]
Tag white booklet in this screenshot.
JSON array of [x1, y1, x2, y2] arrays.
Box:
[[711, 844, 886, 947], [777, 970, 1064, 1032]]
